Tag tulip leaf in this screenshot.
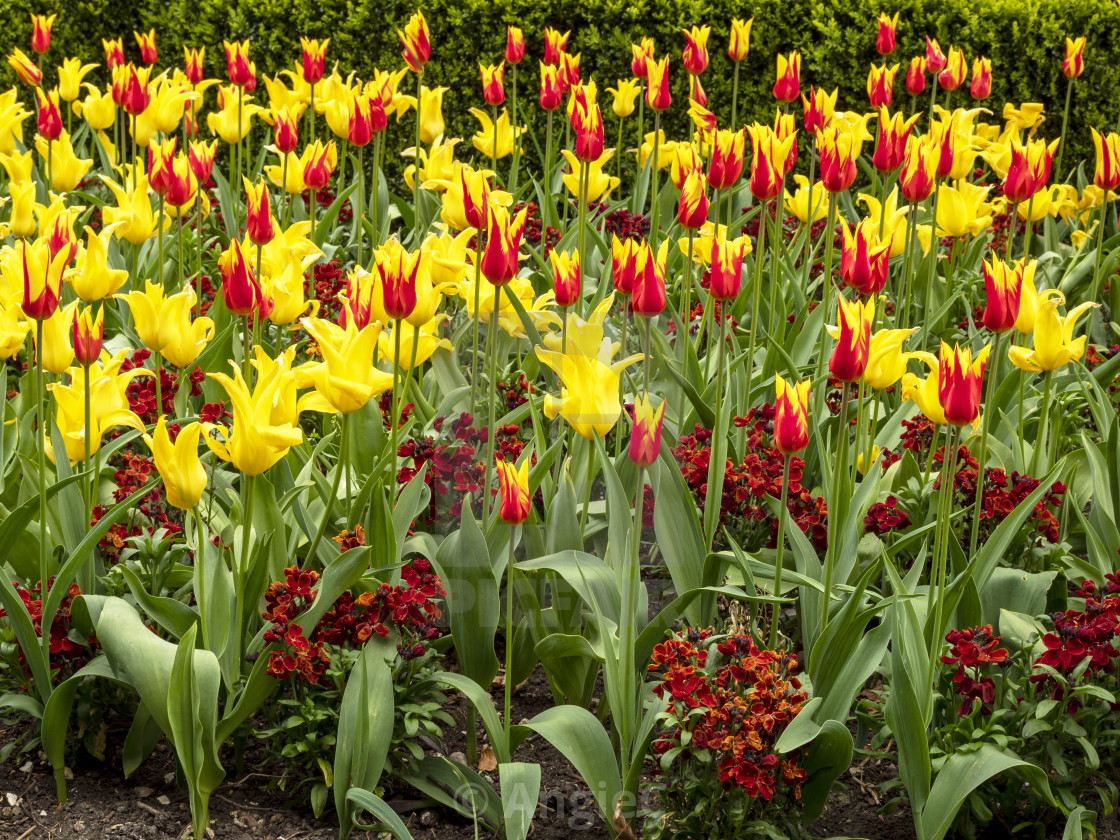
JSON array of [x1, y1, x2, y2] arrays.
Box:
[[347, 787, 415, 839]]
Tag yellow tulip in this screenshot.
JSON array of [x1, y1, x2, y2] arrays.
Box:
[[265, 262, 318, 326], [1013, 260, 1040, 334], [425, 227, 475, 288], [636, 129, 678, 171], [535, 332, 643, 439], [936, 180, 998, 238], [1008, 291, 1098, 372], [69, 226, 129, 301], [561, 149, 621, 203], [118, 280, 198, 353], [295, 317, 393, 415], [262, 74, 308, 116], [431, 164, 511, 231], [452, 271, 559, 339], [402, 85, 448, 145], [144, 418, 208, 510], [205, 347, 310, 475], [0, 91, 29, 154], [858, 187, 932, 258], [403, 137, 461, 191], [58, 58, 99, 103], [264, 149, 306, 194], [863, 328, 919, 390], [207, 85, 262, 144], [543, 295, 618, 358], [0, 149, 33, 184], [0, 293, 28, 358], [46, 350, 150, 464], [607, 78, 641, 118], [35, 130, 93, 193], [160, 292, 215, 369], [377, 317, 453, 369], [784, 175, 830, 224], [900, 352, 947, 425], [101, 175, 168, 245], [1017, 184, 1077, 223], [36, 301, 77, 374], [77, 83, 116, 131], [1002, 102, 1045, 134], [470, 107, 523, 160]]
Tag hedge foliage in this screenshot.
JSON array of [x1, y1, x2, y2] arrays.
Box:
[[0, 0, 1115, 167]]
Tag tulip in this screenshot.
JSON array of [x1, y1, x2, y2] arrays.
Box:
[[906, 56, 927, 95], [141, 418, 206, 510], [75, 84, 115, 132], [899, 133, 940, 204], [374, 239, 421, 320], [801, 86, 837, 135], [183, 47, 206, 85], [121, 65, 152, 116], [872, 108, 921, 173], [773, 52, 801, 103], [470, 108, 522, 160], [30, 13, 56, 54], [539, 63, 563, 111], [295, 316, 394, 416], [550, 250, 581, 309], [829, 295, 874, 382], [864, 327, 919, 390], [101, 175, 166, 245], [867, 63, 898, 109], [399, 10, 432, 73], [670, 143, 704, 189], [36, 88, 62, 141], [402, 84, 446, 145], [569, 88, 604, 162], [495, 458, 531, 524], [218, 239, 262, 316], [979, 257, 1023, 334], [33, 130, 91, 193], [435, 165, 501, 231], [186, 139, 217, 187], [936, 180, 997, 239], [147, 136, 177, 196], [8, 49, 42, 86], [69, 226, 128, 301], [164, 154, 198, 210], [629, 394, 666, 468], [480, 62, 506, 107], [819, 121, 867, 193], [559, 52, 581, 93], [9, 181, 36, 238], [46, 351, 150, 464], [970, 57, 992, 100], [939, 341, 989, 427], [608, 78, 641, 118], [1092, 128, 1120, 191], [773, 374, 810, 455], [876, 12, 899, 55], [901, 351, 949, 426], [784, 175, 830, 224], [645, 56, 672, 111], [925, 37, 946, 73], [772, 112, 799, 175], [72, 305, 103, 367], [630, 38, 655, 78], [682, 25, 710, 76], [19, 238, 67, 321], [160, 297, 214, 370], [544, 27, 570, 66], [1003, 135, 1058, 204], [630, 240, 668, 317], [612, 235, 638, 296], [302, 139, 337, 189], [480, 205, 528, 285], [300, 37, 328, 85], [205, 348, 307, 475], [135, 29, 158, 65], [677, 170, 709, 229], [709, 235, 747, 301], [241, 177, 275, 247], [708, 127, 745, 191], [839, 220, 891, 295], [506, 27, 526, 64], [1009, 291, 1097, 372], [38, 301, 77, 373], [345, 94, 377, 147], [0, 294, 29, 359], [58, 58, 98, 103], [729, 18, 753, 62], [103, 38, 125, 70], [1062, 37, 1086, 80], [747, 124, 793, 202], [937, 47, 966, 92], [534, 340, 643, 440], [116, 281, 184, 352], [402, 137, 460, 190]]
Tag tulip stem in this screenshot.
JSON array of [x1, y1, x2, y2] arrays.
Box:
[[768, 192, 786, 338], [509, 65, 520, 192], [195, 195, 204, 316], [234, 473, 256, 672], [730, 61, 741, 133], [391, 322, 403, 486], [158, 193, 165, 290], [643, 316, 652, 397], [633, 82, 645, 211], [177, 214, 185, 294], [703, 308, 728, 548], [928, 425, 960, 671], [1005, 202, 1017, 263], [681, 229, 694, 367], [616, 115, 624, 184], [154, 351, 163, 419], [1031, 370, 1053, 477], [237, 87, 243, 207], [484, 302, 501, 524], [412, 69, 423, 242], [36, 319, 48, 657], [1023, 195, 1035, 259], [357, 145, 364, 270], [281, 153, 290, 229], [83, 362, 92, 542], [242, 316, 251, 383], [544, 111, 554, 230], [813, 195, 839, 402], [745, 198, 770, 411], [899, 202, 918, 329], [822, 386, 850, 634], [578, 159, 588, 317], [469, 236, 484, 416], [371, 133, 382, 249], [191, 505, 209, 649], [769, 453, 792, 649], [579, 434, 594, 535], [1054, 78, 1073, 184], [503, 525, 518, 747], [649, 112, 660, 247], [308, 191, 317, 301], [305, 416, 347, 566], [968, 330, 1001, 556], [1090, 203, 1108, 338]]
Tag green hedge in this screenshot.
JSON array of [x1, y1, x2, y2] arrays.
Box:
[[1, 0, 1116, 171]]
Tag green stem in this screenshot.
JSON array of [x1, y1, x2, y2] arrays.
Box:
[[770, 454, 792, 649], [649, 112, 660, 247], [371, 133, 382, 248], [191, 505, 208, 649], [543, 111, 554, 229], [1030, 370, 1053, 478], [484, 303, 500, 523], [730, 61, 741, 131], [579, 434, 594, 534], [158, 193, 165, 290], [235, 474, 257, 666], [154, 351, 163, 418], [391, 322, 403, 483], [304, 416, 347, 564], [35, 320, 46, 634], [504, 528, 516, 746], [745, 199, 771, 410], [899, 203, 918, 329], [509, 65, 520, 192], [357, 144, 364, 269], [1054, 78, 1073, 184], [928, 425, 959, 669], [968, 330, 1001, 556], [821, 386, 850, 633], [768, 192, 785, 337], [470, 236, 484, 416], [196, 195, 203, 316], [413, 69, 423, 241], [813, 195, 839, 396]]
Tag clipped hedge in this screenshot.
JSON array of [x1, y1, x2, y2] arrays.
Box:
[[0, 0, 1116, 167]]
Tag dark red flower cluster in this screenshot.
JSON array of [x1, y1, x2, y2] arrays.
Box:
[[262, 559, 445, 685], [1031, 580, 1120, 701], [379, 389, 415, 432], [899, 415, 938, 461], [941, 625, 1010, 715], [676, 406, 828, 551], [89, 450, 181, 564], [589, 201, 649, 241], [513, 201, 560, 254], [864, 496, 910, 534], [119, 348, 204, 425], [1085, 344, 1120, 403], [308, 259, 347, 322], [649, 631, 807, 803], [0, 580, 94, 682], [333, 524, 366, 551]]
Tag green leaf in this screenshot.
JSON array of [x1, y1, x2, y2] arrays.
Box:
[[499, 762, 542, 840], [347, 788, 416, 839]]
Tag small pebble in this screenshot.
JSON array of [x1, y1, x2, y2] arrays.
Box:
[[420, 810, 436, 826], [156, 795, 171, 806], [449, 751, 466, 764], [74, 820, 85, 832], [135, 787, 152, 798]]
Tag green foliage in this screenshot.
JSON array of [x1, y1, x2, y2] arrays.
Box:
[[3, 0, 1117, 168]]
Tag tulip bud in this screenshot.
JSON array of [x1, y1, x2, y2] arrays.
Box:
[[348, 95, 375, 147], [876, 12, 899, 55], [969, 57, 991, 101], [36, 87, 63, 141], [73, 305, 103, 366], [1062, 37, 1086, 80], [1091, 128, 1120, 191], [184, 46, 206, 85], [539, 63, 563, 111], [570, 89, 604, 163], [748, 124, 792, 202], [840, 220, 890, 295], [938, 341, 989, 427], [709, 236, 746, 301], [678, 170, 710, 229], [729, 18, 752, 62], [645, 56, 672, 111], [899, 133, 939, 204], [681, 26, 710, 76], [924, 37, 946, 73], [244, 178, 275, 247], [480, 206, 528, 286], [505, 27, 526, 65], [905, 56, 927, 95], [981, 258, 1023, 334], [801, 86, 836, 135], [544, 27, 569, 66], [134, 29, 158, 65], [631, 38, 655, 78], [495, 458, 531, 524], [398, 10, 432, 73], [630, 241, 667, 317], [122, 65, 151, 116], [103, 38, 125, 71], [549, 250, 581, 309], [30, 13, 56, 55], [20, 239, 65, 321], [872, 108, 920, 174], [773, 52, 801, 104], [302, 140, 337, 190], [9, 182, 36, 239], [219, 239, 262, 316], [829, 295, 873, 383], [224, 39, 253, 88], [559, 52, 581, 94], [1004, 136, 1058, 204], [818, 124, 861, 193], [938, 47, 966, 92], [708, 127, 745, 191], [300, 37, 328, 85], [376, 242, 421, 320], [148, 136, 178, 196], [629, 394, 665, 468], [145, 418, 208, 510], [189, 139, 218, 183], [867, 63, 897, 110], [165, 155, 197, 208], [481, 62, 506, 107], [773, 374, 810, 455], [612, 235, 637, 296], [7, 48, 41, 86]]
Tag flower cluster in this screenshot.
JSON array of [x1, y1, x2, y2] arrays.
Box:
[[119, 347, 205, 424], [1031, 577, 1120, 700], [0, 580, 93, 682], [262, 559, 445, 684], [940, 625, 1010, 715]]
